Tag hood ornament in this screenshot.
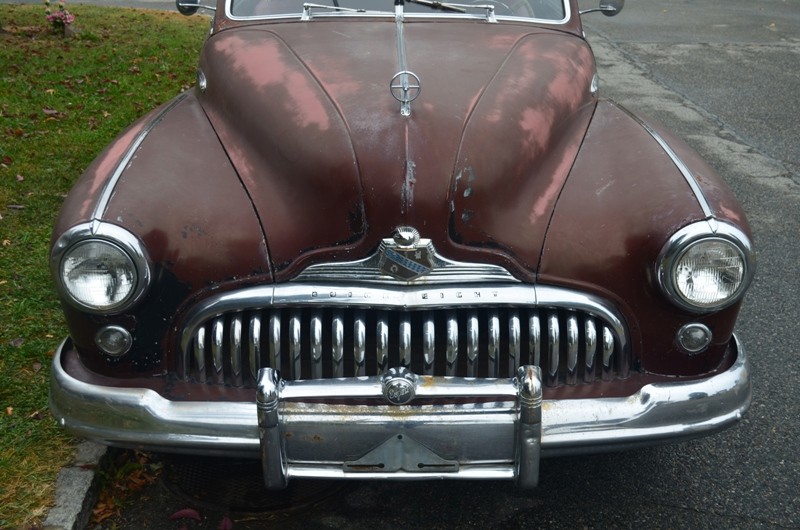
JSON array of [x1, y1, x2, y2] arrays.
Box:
[[390, 71, 421, 117], [379, 226, 434, 281]]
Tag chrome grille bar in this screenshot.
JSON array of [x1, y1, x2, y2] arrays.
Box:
[[467, 312, 478, 377], [508, 311, 520, 378], [269, 314, 281, 374], [181, 284, 629, 388], [488, 312, 500, 378], [333, 311, 344, 378], [423, 312, 435, 375], [354, 310, 366, 376], [212, 317, 224, 385], [584, 318, 597, 383], [249, 314, 261, 384], [289, 311, 301, 380], [566, 313, 578, 385], [377, 314, 389, 372], [446, 312, 458, 376], [231, 314, 243, 386], [311, 312, 323, 379]]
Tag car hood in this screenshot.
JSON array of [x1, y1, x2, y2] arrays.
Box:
[[198, 21, 597, 282]]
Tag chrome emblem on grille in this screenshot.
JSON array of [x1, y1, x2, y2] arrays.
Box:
[[382, 367, 417, 405], [379, 226, 434, 281]]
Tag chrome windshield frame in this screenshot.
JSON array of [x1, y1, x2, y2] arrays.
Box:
[[224, 0, 571, 24]]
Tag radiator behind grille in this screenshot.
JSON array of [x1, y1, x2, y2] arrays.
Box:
[[181, 305, 628, 388]]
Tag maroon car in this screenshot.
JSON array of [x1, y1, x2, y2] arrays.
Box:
[[49, 0, 755, 488]]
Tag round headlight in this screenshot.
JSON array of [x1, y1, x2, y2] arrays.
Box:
[[659, 221, 755, 313], [60, 240, 137, 311], [673, 239, 744, 308], [52, 223, 150, 314]]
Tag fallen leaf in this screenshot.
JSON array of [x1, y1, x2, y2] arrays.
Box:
[[7, 205, 24, 210], [5, 407, 12, 416], [16, 175, 24, 182], [32, 361, 42, 372], [2, 239, 11, 246], [29, 410, 43, 420], [218, 515, 234, 530], [170, 508, 202, 522], [10, 338, 24, 348], [45, 88, 56, 95]]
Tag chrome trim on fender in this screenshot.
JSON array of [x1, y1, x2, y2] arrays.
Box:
[[91, 93, 189, 222], [50, 336, 750, 477], [620, 107, 714, 218]]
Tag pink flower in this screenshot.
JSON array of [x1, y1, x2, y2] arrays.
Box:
[[44, 0, 74, 27]]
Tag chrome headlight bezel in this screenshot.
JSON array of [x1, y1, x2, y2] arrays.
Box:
[[657, 220, 755, 313], [51, 222, 151, 314]]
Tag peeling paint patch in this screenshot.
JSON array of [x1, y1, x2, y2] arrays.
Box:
[[401, 159, 416, 214]]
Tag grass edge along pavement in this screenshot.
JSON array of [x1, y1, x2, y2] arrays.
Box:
[[0, 5, 208, 527]]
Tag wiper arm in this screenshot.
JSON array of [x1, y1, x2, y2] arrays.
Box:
[[405, 0, 496, 21], [405, 0, 466, 13], [301, 2, 368, 19]]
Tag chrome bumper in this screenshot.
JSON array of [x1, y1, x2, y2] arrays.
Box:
[[50, 336, 751, 488]]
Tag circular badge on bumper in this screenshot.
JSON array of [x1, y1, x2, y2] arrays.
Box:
[[381, 367, 417, 405]]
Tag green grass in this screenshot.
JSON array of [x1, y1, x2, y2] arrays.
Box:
[[0, 5, 208, 527]]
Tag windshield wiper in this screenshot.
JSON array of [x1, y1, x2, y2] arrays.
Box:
[[405, 0, 466, 13], [301, 3, 370, 19], [404, 0, 496, 21]]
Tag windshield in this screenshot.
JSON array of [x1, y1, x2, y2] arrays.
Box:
[[229, 0, 567, 21]]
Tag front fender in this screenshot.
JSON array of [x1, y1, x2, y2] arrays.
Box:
[[540, 100, 749, 376], [52, 91, 271, 376]]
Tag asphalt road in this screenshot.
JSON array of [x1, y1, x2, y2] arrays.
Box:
[[21, 0, 800, 528]]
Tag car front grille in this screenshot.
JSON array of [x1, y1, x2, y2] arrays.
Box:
[[179, 283, 631, 388]]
